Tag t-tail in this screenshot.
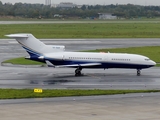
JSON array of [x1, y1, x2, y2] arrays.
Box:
[[6, 33, 65, 62]]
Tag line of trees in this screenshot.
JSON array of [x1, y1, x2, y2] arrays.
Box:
[[1, 1, 160, 19]]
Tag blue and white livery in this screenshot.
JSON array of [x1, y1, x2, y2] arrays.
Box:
[[6, 33, 156, 76]]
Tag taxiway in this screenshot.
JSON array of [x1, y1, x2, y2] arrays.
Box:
[[1, 38, 160, 120], [0, 38, 160, 89], [1, 93, 160, 120]]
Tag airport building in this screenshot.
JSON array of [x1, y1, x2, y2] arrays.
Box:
[[98, 13, 117, 20], [57, 2, 76, 8]]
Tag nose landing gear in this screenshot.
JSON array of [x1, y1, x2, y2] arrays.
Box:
[[137, 69, 141, 76]]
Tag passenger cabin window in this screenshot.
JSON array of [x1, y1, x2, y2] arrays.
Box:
[[112, 58, 130, 61], [68, 57, 102, 60]]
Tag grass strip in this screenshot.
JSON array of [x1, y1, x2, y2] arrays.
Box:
[[0, 89, 159, 99], [2, 23, 160, 38], [2, 57, 44, 65]]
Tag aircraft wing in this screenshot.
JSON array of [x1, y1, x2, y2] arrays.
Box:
[[56, 63, 101, 67], [45, 60, 101, 68]]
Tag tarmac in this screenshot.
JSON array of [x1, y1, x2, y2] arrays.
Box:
[[1, 93, 160, 120], [0, 38, 160, 120]]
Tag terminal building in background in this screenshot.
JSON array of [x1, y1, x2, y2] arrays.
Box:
[[57, 2, 76, 8], [45, 0, 51, 6], [51, 2, 80, 8], [98, 13, 117, 20]]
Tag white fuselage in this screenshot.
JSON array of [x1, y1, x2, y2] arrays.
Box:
[[44, 51, 156, 69]]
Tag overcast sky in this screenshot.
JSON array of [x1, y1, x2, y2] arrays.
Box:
[[1, 0, 160, 6]]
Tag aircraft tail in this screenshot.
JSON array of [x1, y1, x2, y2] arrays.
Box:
[[6, 33, 65, 61], [6, 33, 45, 57]]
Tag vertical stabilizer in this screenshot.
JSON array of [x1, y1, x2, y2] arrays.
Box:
[[6, 33, 46, 57]]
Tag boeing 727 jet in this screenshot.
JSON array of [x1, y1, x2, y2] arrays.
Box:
[[6, 33, 156, 76]]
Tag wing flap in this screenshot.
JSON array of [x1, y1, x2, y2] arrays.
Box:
[[45, 61, 101, 68], [45, 59, 101, 68], [55, 63, 101, 68]]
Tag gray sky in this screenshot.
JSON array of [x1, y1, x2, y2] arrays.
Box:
[[1, 0, 160, 6]]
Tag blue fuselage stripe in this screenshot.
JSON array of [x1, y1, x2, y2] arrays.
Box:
[[22, 46, 42, 56]]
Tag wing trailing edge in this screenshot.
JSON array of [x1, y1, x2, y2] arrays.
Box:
[[45, 62, 101, 68]]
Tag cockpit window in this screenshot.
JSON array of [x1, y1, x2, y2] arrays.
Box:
[[145, 59, 150, 61]]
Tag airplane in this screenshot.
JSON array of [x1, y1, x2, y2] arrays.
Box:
[[6, 33, 156, 76]]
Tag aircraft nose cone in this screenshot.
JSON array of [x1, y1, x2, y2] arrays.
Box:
[[151, 60, 156, 66]]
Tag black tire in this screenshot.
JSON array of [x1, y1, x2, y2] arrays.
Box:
[[137, 70, 141, 76]]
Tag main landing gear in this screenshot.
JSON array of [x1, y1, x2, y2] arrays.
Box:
[[75, 67, 82, 76], [137, 69, 141, 76]]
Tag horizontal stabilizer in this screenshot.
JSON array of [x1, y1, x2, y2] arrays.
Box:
[[25, 56, 30, 60], [5, 34, 29, 38]]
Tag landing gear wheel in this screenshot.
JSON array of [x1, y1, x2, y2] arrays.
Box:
[[75, 67, 82, 76], [137, 69, 141, 76]]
